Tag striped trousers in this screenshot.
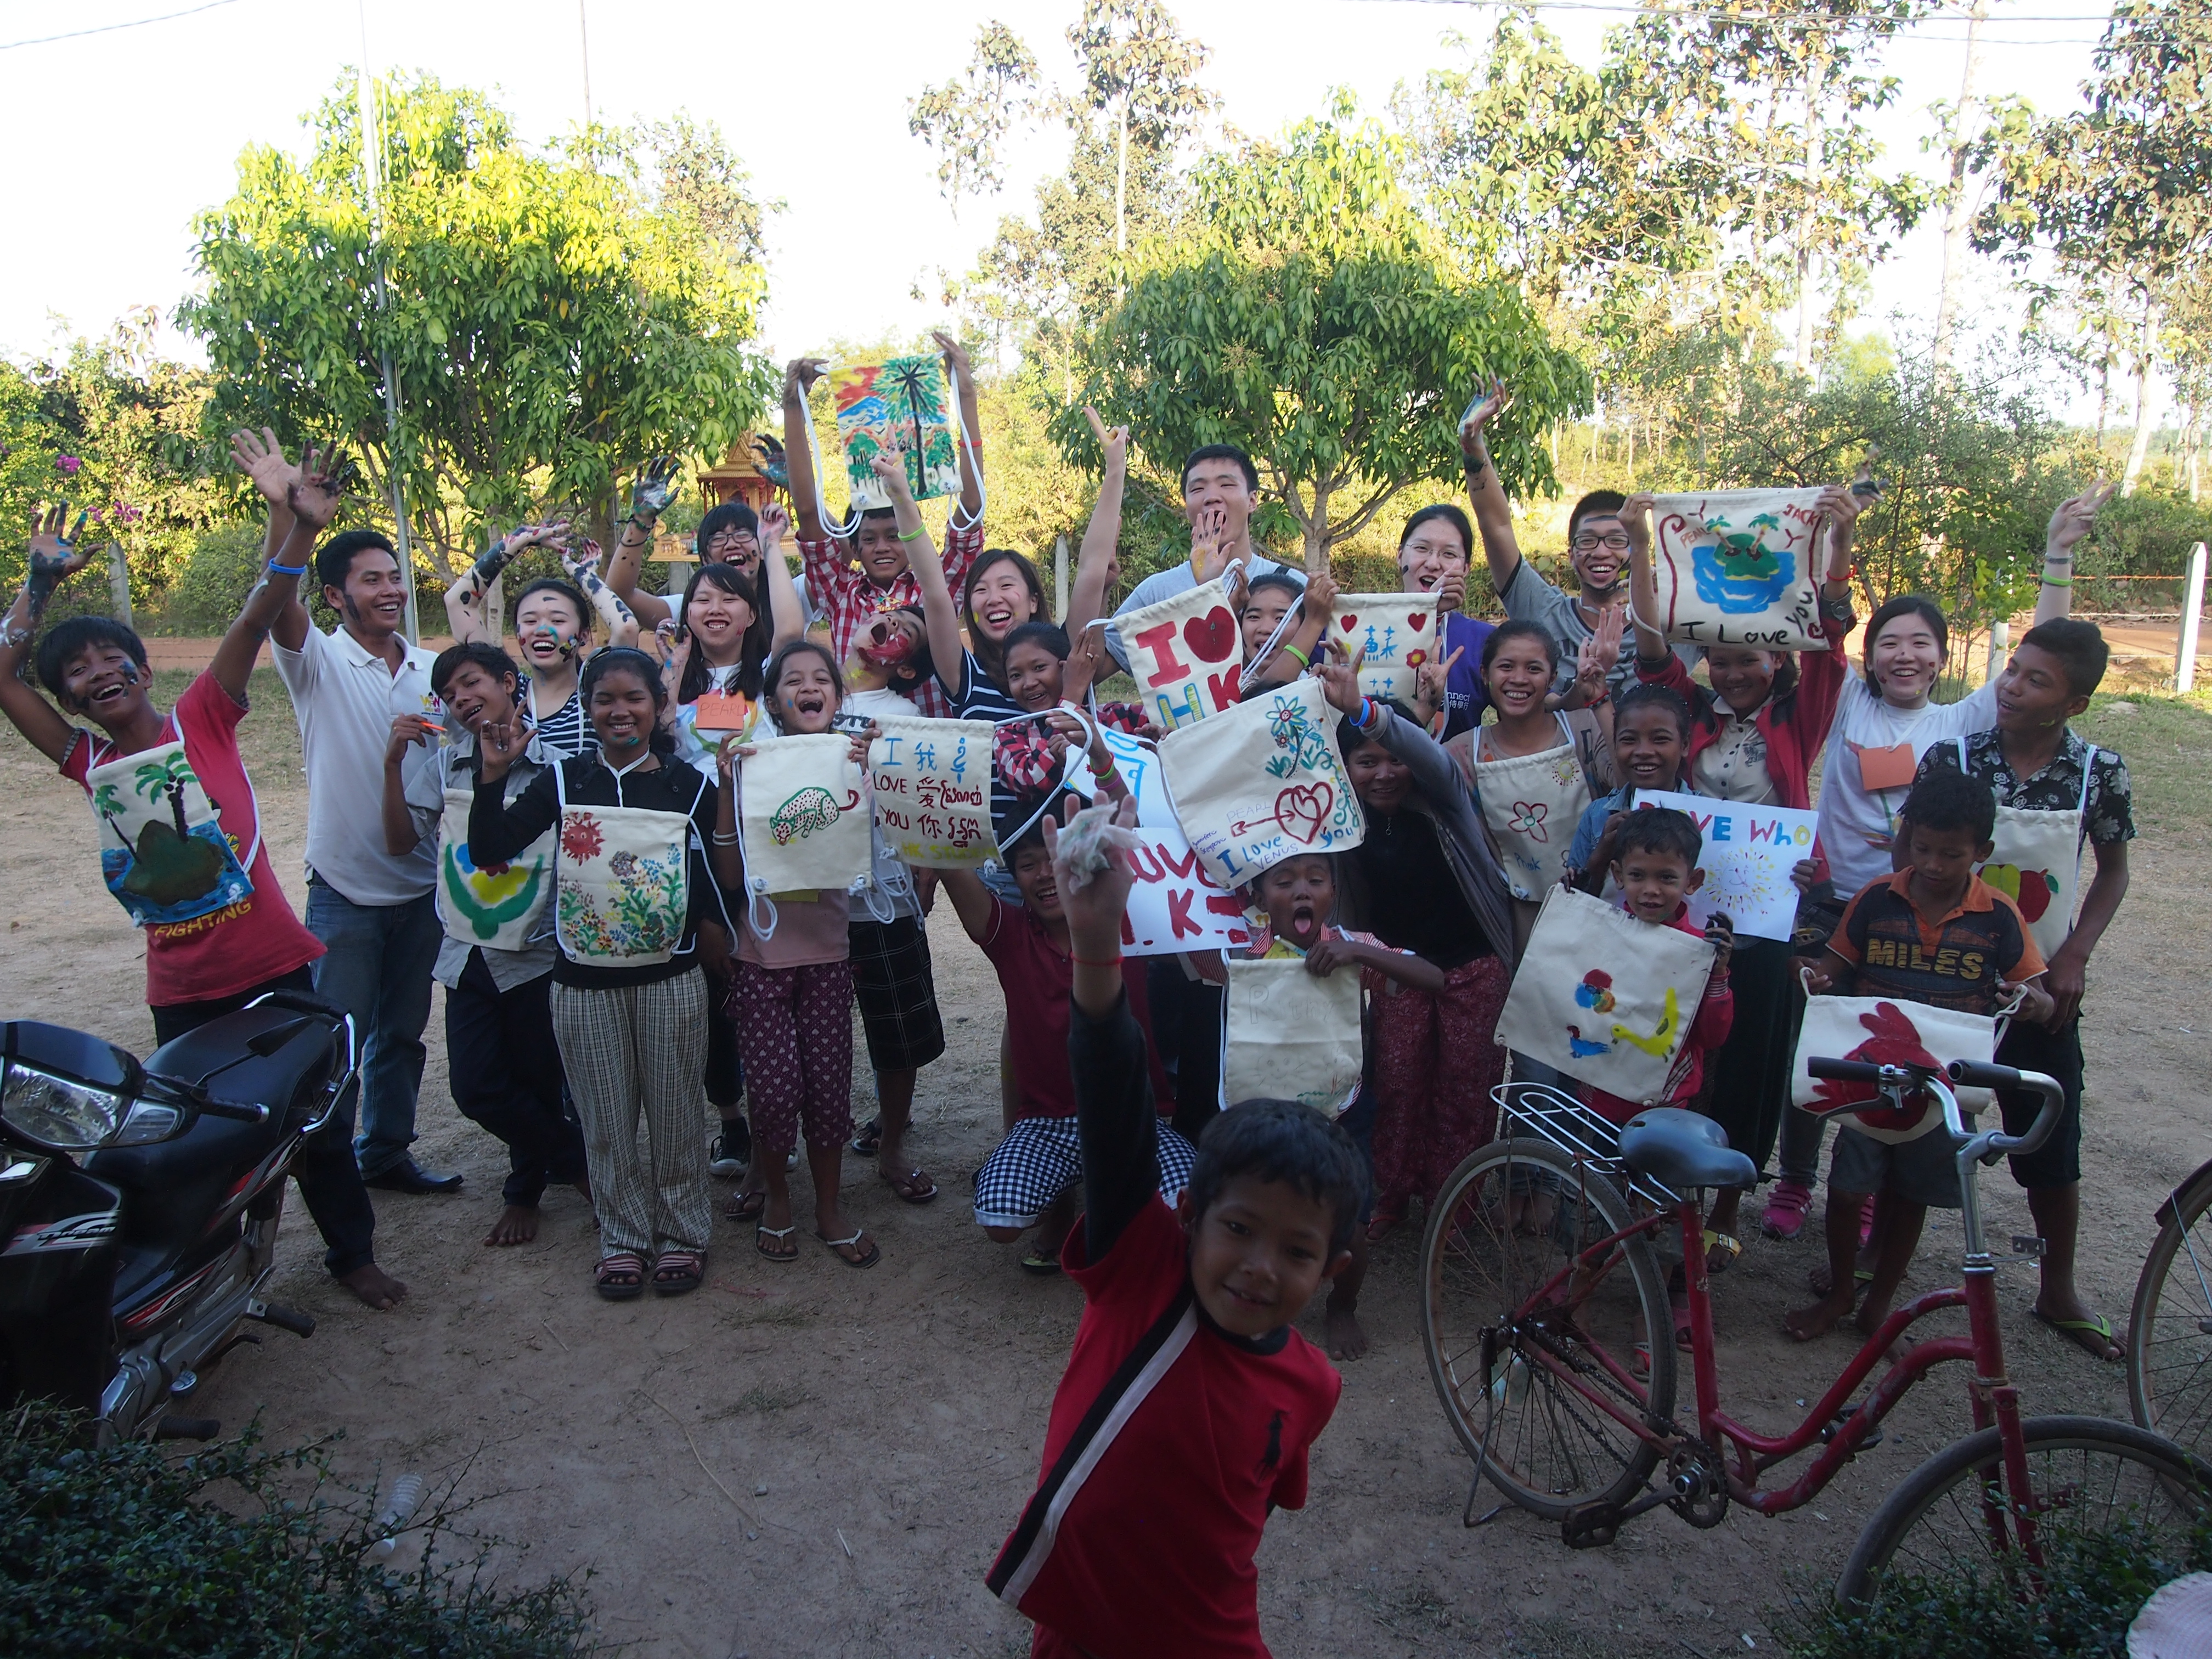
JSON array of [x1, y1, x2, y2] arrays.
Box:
[[550, 969, 713, 1260]]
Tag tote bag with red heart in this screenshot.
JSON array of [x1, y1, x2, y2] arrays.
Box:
[[1157, 675, 1365, 888], [1791, 991, 1999, 1143], [1114, 574, 1243, 732], [1329, 594, 1441, 706], [1649, 487, 1829, 650]]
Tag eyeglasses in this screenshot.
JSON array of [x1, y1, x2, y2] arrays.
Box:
[[1571, 532, 1631, 553]]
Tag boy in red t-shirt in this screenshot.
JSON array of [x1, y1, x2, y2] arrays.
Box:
[[0, 438, 405, 1311], [939, 814, 1184, 1274], [985, 797, 1360, 1658]]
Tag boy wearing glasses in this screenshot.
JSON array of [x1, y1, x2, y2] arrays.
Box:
[[1458, 386, 1695, 700]]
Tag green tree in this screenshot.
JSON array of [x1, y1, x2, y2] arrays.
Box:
[[1062, 116, 1590, 568], [178, 74, 776, 575], [1973, 0, 2212, 494]]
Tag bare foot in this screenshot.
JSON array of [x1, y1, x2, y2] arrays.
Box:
[[1784, 1288, 1854, 1342], [1325, 1301, 1370, 1361], [484, 1204, 540, 1246], [338, 1263, 407, 1310]]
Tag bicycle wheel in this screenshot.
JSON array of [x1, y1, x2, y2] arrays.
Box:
[[1836, 1415, 2212, 1612], [1419, 1137, 1674, 1519], [2131, 1171, 2212, 1455]]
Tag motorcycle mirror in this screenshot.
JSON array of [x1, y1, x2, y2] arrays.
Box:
[[2, 1022, 145, 1099]]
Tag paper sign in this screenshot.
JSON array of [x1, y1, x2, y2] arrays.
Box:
[[1116, 826, 1255, 957], [1631, 788, 1818, 943], [1330, 593, 1441, 705], [1113, 576, 1243, 732], [833, 357, 961, 510], [1651, 487, 1827, 648], [1850, 741, 1918, 792], [867, 715, 996, 868], [1067, 725, 1175, 827], [690, 692, 757, 739], [1158, 676, 1365, 888]]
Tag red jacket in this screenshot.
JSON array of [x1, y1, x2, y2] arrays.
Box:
[[1635, 607, 1850, 816]]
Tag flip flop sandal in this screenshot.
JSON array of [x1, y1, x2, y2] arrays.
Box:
[[1019, 1249, 1063, 1277], [851, 1119, 882, 1157], [1703, 1229, 1743, 1276], [724, 1189, 766, 1222], [2032, 1307, 2123, 1362], [756, 1224, 798, 1263], [652, 1249, 705, 1296], [883, 1167, 939, 1205], [1808, 1261, 1878, 1296], [820, 1229, 882, 1270], [595, 1251, 646, 1300]]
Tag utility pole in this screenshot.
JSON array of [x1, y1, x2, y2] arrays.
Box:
[[1114, 89, 1128, 303], [358, 2, 419, 643], [1931, 0, 1989, 374]]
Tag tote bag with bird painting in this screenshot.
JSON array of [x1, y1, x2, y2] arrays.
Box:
[[1494, 885, 1717, 1103], [1792, 989, 2000, 1143]]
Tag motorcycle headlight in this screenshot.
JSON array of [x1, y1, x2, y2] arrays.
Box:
[[1, 1062, 128, 1150]]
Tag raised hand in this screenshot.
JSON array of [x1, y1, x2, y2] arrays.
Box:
[[1043, 793, 1139, 947], [230, 427, 302, 509], [783, 356, 827, 402], [24, 502, 95, 620], [558, 535, 604, 585], [1459, 378, 1511, 459], [477, 714, 524, 780], [2048, 480, 2117, 556], [758, 500, 791, 548], [870, 450, 918, 506], [1305, 569, 1339, 623], [629, 456, 680, 523], [286, 443, 347, 533], [1082, 405, 1129, 473], [1189, 505, 1229, 578], [1414, 642, 1464, 714], [1316, 639, 1364, 715], [932, 330, 973, 384], [1065, 621, 1109, 701]]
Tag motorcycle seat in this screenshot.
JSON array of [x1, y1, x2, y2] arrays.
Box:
[[1618, 1108, 1757, 1192]]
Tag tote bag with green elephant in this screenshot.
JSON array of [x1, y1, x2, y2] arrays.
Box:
[[83, 735, 256, 928]]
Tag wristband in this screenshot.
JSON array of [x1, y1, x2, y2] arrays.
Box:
[[710, 829, 741, 844], [1088, 755, 1119, 780], [1283, 644, 1311, 669], [2039, 573, 2073, 587], [1071, 953, 1122, 968], [896, 525, 927, 542], [266, 560, 308, 577], [1356, 696, 1380, 732]]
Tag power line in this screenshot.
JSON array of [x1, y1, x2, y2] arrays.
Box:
[[0, 0, 243, 53]]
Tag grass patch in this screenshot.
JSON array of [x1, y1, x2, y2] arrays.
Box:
[[0, 1406, 593, 1658]]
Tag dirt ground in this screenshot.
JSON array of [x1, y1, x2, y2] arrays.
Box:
[[3, 674, 2208, 1659]]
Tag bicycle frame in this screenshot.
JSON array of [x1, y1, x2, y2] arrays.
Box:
[[1495, 1068, 2061, 1544]]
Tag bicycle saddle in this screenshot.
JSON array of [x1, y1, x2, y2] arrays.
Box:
[[1618, 1108, 1757, 1191]]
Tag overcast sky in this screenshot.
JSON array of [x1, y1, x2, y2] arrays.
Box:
[[0, 0, 2121, 407]]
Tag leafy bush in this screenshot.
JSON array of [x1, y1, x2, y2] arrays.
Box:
[[1779, 1505, 2212, 1658], [155, 521, 266, 634], [0, 1407, 594, 1658]]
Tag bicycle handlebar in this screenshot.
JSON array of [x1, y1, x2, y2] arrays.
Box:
[[1807, 1057, 1885, 1084], [1955, 1064, 2066, 1160]]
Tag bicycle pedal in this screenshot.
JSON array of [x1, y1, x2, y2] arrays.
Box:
[[1561, 1500, 1623, 1549], [2011, 1234, 2046, 1259], [1820, 1404, 1883, 1451]]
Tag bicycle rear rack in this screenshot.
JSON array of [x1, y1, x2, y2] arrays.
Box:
[[1492, 1080, 1684, 1210]]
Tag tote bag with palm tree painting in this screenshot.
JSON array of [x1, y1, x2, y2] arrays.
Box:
[[1649, 487, 1829, 649], [83, 736, 256, 927]]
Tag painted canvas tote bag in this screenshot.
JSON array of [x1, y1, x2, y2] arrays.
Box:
[[1474, 715, 1591, 902], [83, 736, 256, 928], [1792, 992, 1999, 1142], [437, 788, 554, 952], [1328, 594, 1442, 706], [738, 732, 873, 926], [1495, 885, 1717, 1102], [551, 766, 702, 968], [1222, 956, 1364, 1115], [833, 357, 962, 511], [1962, 738, 2098, 961], [1649, 487, 1829, 649], [1158, 675, 1365, 889], [1113, 574, 1244, 732], [867, 715, 997, 869]]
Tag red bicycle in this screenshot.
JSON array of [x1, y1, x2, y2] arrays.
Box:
[[1419, 1056, 2208, 1610]]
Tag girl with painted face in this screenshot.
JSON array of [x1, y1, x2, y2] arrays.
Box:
[[466, 648, 736, 1300], [715, 642, 885, 1268], [842, 603, 935, 722]]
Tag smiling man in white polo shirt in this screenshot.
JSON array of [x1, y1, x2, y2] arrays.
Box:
[[272, 524, 462, 1195]]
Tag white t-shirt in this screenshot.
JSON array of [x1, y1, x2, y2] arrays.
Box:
[[845, 685, 922, 723], [1816, 669, 1999, 898], [1105, 551, 1295, 671], [271, 624, 440, 905]]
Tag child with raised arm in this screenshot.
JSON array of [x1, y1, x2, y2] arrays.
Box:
[[0, 442, 405, 1311], [985, 797, 1358, 1658], [1785, 771, 2052, 1344], [783, 338, 986, 719], [1909, 618, 2130, 1359]]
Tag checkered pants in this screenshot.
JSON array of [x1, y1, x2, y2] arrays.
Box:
[[549, 970, 714, 1259], [972, 1115, 1197, 1229]]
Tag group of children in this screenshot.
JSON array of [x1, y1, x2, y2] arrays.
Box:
[[0, 340, 2145, 1651]]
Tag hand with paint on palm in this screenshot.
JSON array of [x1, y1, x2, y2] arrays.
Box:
[[628, 456, 680, 526], [24, 501, 95, 624]]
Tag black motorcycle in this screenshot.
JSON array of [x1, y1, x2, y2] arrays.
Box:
[[0, 990, 356, 1442]]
